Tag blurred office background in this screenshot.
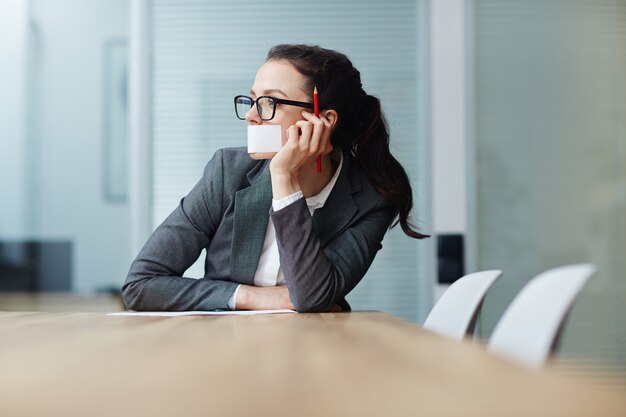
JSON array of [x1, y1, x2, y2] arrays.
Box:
[[1, 0, 624, 385]]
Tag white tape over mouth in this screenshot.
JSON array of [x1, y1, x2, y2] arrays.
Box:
[[247, 125, 282, 153]]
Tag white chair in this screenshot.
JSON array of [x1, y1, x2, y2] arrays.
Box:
[[487, 263, 596, 369], [423, 270, 503, 340]]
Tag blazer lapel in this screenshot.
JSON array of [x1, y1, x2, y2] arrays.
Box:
[[230, 163, 272, 283], [312, 152, 361, 246]]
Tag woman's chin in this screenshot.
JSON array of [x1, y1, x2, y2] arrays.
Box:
[[249, 152, 277, 160]]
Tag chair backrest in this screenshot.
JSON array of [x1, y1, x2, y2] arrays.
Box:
[[487, 264, 596, 369], [423, 270, 503, 340]]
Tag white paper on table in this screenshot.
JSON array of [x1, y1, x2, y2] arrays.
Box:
[[247, 125, 282, 153], [107, 309, 296, 317]]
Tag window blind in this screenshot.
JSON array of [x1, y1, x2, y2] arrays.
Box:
[[472, 0, 626, 383], [149, 0, 431, 321]]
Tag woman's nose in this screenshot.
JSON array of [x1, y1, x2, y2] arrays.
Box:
[[245, 105, 262, 124]]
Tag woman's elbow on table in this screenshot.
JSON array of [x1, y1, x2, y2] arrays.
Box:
[[289, 288, 336, 313], [120, 279, 146, 311]]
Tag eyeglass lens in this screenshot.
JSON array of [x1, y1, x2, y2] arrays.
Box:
[[235, 96, 276, 120]]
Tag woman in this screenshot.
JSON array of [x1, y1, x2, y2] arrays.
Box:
[[122, 44, 428, 313]]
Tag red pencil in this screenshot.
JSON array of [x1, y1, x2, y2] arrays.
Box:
[[314, 86, 321, 173]]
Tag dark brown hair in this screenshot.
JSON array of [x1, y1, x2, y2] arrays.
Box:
[[267, 44, 429, 239]]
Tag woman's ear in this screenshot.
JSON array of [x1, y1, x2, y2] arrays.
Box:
[[322, 109, 339, 128]]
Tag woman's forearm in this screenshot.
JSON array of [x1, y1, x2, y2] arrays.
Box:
[[235, 285, 295, 310]]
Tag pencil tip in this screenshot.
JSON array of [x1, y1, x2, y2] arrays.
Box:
[[314, 86, 318, 94]]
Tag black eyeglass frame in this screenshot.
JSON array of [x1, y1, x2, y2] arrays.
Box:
[[234, 95, 314, 121]]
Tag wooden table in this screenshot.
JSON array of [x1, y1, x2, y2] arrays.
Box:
[[0, 311, 624, 417]]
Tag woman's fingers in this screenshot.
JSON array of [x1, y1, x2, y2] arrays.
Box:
[[286, 124, 300, 145], [294, 120, 313, 152], [301, 109, 331, 127], [299, 111, 332, 155], [278, 111, 333, 172]]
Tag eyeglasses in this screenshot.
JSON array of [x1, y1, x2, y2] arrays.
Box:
[[234, 95, 313, 121]]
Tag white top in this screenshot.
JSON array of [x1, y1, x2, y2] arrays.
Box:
[[227, 153, 344, 309]]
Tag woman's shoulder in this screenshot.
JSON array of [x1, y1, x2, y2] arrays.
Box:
[[206, 146, 265, 169], [343, 151, 394, 209], [212, 146, 256, 164]]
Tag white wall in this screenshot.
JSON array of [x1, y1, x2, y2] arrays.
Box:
[[430, 0, 469, 300], [0, 0, 28, 239], [23, 0, 130, 292]]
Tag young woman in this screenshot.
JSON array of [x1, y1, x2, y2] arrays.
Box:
[[122, 44, 428, 313]]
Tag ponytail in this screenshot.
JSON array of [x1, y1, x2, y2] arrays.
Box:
[[353, 95, 429, 239], [266, 44, 429, 239]]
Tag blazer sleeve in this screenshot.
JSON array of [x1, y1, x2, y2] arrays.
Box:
[[270, 196, 396, 313], [121, 150, 239, 311]]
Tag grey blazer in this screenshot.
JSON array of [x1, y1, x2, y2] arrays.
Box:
[[122, 147, 396, 312]]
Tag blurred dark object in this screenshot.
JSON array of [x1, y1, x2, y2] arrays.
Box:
[[96, 286, 123, 296], [0, 241, 72, 291], [437, 234, 464, 284]]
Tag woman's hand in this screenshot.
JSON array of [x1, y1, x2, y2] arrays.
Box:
[[235, 285, 343, 312], [269, 110, 334, 199], [235, 285, 295, 310]]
